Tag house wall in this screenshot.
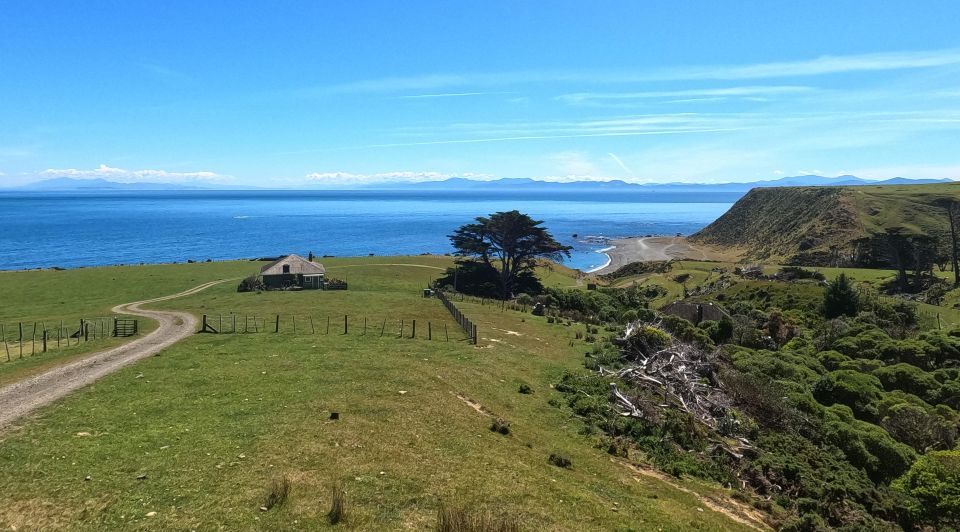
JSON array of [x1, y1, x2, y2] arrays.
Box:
[[263, 274, 298, 289]]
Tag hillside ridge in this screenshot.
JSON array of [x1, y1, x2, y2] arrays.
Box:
[[690, 183, 960, 265]]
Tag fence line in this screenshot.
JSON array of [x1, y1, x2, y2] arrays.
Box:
[[0, 316, 140, 363], [436, 291, 478, 344], [198, 312, 465, 342], [856, 287, 946, 329]]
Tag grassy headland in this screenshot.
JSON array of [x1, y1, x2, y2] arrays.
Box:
[[0, 257, 756, 530], [691, 182, 960, 265]]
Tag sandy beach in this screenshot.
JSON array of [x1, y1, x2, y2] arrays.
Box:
[[590, 236, 735, 275]]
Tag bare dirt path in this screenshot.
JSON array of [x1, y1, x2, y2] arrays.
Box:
[[0, 279, 229, 430]]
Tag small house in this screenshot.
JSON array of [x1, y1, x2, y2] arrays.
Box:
[[260, 254, 325, 290]]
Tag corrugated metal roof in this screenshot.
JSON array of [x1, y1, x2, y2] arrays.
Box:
[[260, 254, 326, 276]]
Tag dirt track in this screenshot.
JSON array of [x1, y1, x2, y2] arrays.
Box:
[[0, 280, 227, 430]]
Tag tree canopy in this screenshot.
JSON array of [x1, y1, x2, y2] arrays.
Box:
[[449, 210, 571, 299], [823, 273, 860, 319]]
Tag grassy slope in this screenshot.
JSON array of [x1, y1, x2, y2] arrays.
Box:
[[0, 262, 246, 385], [690, 183, 960, 263], [597, 260, 960, 328], [0, 258, 750, 531]]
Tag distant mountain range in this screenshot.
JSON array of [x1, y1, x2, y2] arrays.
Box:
[[397, 175, 954, 192], [6, 175, 955, 192]]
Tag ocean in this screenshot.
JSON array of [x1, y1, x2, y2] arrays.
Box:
[[0, 190, 739, 271]]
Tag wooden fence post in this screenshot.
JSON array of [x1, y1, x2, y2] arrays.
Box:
[[428, 322, 432, 340], [275, 315, 280, 333], [326, 316, 330, 335], [399, 320, 403, 338], [344, 315, 348, 335], [1, 324, 8, 361], [293, 315, 297, 334], [445, 323, 449, 342], [310, 316, 316, 334], [380, 318, 386, 337], [42, 329, 47, 353], [411, 320, 416, 339], [363, 317, 367, 335]]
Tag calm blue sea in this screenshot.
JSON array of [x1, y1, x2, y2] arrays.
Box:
[[0, 190, 739, 272]]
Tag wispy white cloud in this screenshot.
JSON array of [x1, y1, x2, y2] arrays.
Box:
[[658, 49, 960, 80], [549, 151, 601, 176], [304, 171, 494, 185], [40, 164, 227, 183], [397, 91, 512, 99], [607, 152, 635, 177], [557, 85, 815, 105], [299, 49, 960, 96], [364, 109, 960, 151]]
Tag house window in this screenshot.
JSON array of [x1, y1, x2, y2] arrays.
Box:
[[283, 265, 290, 274]]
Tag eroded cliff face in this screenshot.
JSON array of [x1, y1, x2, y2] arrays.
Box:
[[690, 187, 862, 265]]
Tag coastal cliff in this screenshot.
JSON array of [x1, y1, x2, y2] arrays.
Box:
[[690, 183, 960, 266]]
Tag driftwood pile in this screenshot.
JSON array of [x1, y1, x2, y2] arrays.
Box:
[[601, 320, 754, 458]]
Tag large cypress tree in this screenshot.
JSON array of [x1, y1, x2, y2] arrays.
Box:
[[449, 210, 571, 300]]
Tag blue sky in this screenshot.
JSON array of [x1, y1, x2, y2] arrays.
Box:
[[2, 1, 960, 187]]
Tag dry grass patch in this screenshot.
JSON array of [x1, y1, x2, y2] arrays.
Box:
[[437, 503, 521, 532]]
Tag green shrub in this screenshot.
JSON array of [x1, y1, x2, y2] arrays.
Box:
[[822, 273, 859, 319], [873, 363, 942, 403], [893, 450, 960, 526], [622, 326, 672, 358], [237, 276, 263, 293], [823, 405, 916, 483], [813, 370, 884, 421]]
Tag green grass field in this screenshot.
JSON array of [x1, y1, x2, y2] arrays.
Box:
[[0, 258, 755, 531]]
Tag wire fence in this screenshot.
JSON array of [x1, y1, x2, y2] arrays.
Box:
[[856, 287, 951, 329], [0, 317, 139, 362], [435, 291, 478, 344], [196, 312, 470, 342]]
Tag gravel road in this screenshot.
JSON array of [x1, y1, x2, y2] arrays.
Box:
[[0, 279, 227, 430]]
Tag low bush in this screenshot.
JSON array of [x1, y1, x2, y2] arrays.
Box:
[[490, 418, 511, 435], [548, 453, 572, 469]]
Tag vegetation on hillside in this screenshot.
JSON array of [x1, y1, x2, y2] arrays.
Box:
[[547, 265, 960, 530], [691, 183, 960, 275], [0, 257, 755, 530]]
